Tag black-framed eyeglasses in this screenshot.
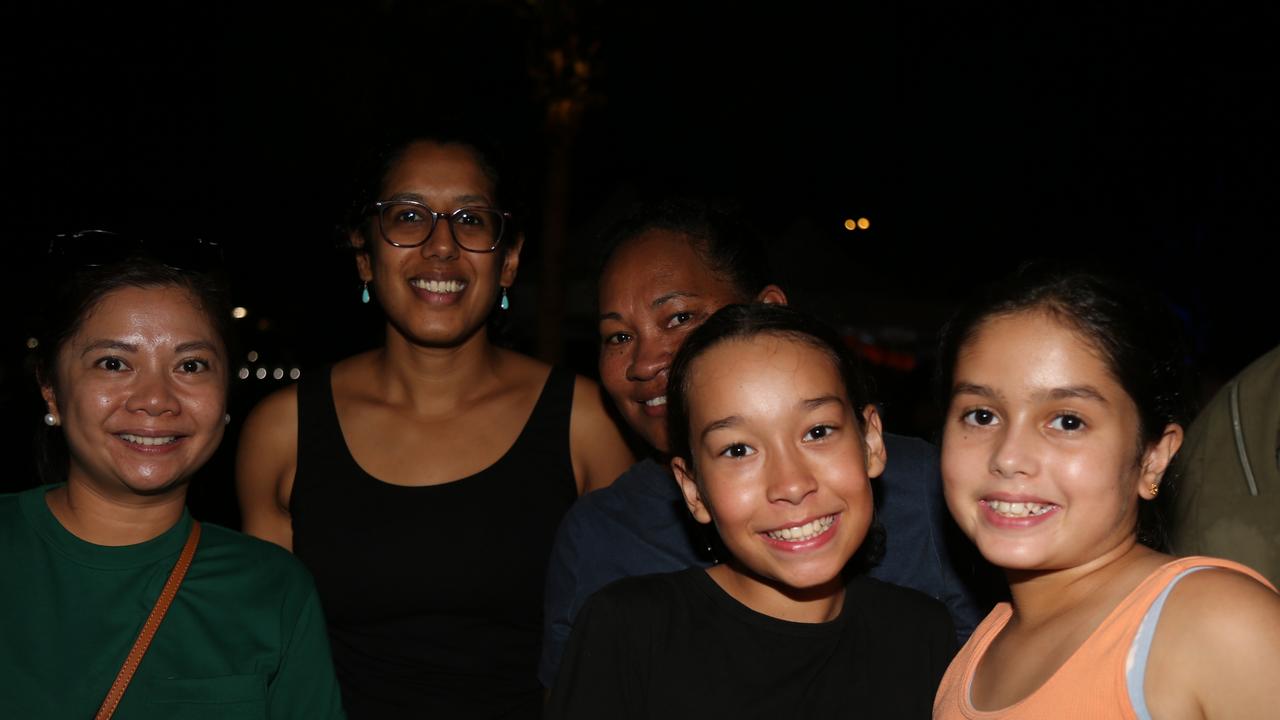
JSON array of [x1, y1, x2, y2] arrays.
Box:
[[368, 200, 511, 253], [48, 229, 224, 273]]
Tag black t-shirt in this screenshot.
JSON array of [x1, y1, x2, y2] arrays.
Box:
[[547, 568, 956, 719]]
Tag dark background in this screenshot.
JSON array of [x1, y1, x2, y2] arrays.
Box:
[[4, 1, 1277, 525]]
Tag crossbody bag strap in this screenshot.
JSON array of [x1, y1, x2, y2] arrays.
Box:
[[95, 519, 202, 720]]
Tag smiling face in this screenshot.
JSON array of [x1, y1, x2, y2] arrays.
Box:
[[941, 310, 1178, 573], [42, 285, 229, 501], [597, 230, 750, 452], [671, 334, 885, 609], [356, 140, 520, 348]]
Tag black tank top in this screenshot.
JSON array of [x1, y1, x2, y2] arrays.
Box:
[[292, 366, 578, 718]]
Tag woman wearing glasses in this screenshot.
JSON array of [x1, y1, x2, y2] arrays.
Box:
[[236, 135, 634, 718], [2, 247, 344, 718]]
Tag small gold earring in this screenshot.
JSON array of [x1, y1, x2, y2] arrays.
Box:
[[1149, 482, 1160, 497]]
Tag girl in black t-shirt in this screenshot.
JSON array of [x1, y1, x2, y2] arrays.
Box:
[[549, 304, 955, 719]]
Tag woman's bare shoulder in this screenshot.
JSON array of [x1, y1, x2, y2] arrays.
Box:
[[242, 383, 300, 438], [1159, 563, 1280, 636], [236, 383, 303, 549], [491, 349, 634, 491], [1147, 562, 1280, 719]]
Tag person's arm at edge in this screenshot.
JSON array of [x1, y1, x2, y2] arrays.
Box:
[[569, 375, 635, 494], [235, 386, 298, 551], [1150, 567, 1280, 719]]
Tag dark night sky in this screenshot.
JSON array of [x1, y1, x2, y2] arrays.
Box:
[[3, 2, 1277, 509]]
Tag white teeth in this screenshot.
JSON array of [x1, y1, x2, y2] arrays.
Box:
[[765, 514, 836, 542], [410, 279, 466, 293], [987, 500, 1054, 517], [644, 396, 667, 407], [120, 434, 177, 446]]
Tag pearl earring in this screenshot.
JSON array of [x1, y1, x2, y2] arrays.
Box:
[[44, 413, 59, 427]]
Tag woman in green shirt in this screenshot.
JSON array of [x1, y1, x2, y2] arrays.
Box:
[[1, 238, 345, 719]]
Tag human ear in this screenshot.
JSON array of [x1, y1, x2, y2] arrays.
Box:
[[672, 457, 713, 525], [755, 284, 788, 306], [861, 405, 888, 479], [40, 381, 60, 421], [1138, 423, 1185, 499], [351, 230, 373, 283], [499, 232, 524, 288]]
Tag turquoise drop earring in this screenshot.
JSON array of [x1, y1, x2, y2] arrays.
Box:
[[500, 287, 510, 311], [361, 282, 370, 304]]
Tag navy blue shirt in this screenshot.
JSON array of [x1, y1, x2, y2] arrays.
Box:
[[539, 433, 986, 686]]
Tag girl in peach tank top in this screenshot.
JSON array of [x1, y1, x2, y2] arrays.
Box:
[[932, 265, 1280, 720], [933, 557, 1276, 719]]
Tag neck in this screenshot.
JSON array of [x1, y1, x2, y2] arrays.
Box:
[[46, 481, 187, 546], [378, 323, 504, 410], [708, 562, 846, 623], [1003, 538, 1161, 627]]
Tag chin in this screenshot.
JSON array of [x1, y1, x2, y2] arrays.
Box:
[[971, 538, 1057, 573], [119, 470, 194, 497], [768, 550, 854, 591]]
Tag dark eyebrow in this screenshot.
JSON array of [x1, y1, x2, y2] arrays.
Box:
[[385, 192, 425, 203], [700, 415, 743, 443], [951, 382, 999, 400], [599, 291, 702, 323], [802, 395, 844, 411], [952, 382, 1109, 405], [175, 341, 220, 355], [1045, 385, 1109, 404], [80, 340, 137, 357], [652, 291, 699, 309]]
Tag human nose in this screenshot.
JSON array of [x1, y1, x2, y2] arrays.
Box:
[[989, 421, 1039, 479], [126, 371, 181, 416], [625, 334, 673, 383], [766, 445, 819, 505], [419, 214, 460, 260]]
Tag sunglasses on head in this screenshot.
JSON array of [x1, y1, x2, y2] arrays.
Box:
[[48, 229, 224, 273]]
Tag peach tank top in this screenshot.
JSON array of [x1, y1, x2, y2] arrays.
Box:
[[932, 556, 1275, 720]]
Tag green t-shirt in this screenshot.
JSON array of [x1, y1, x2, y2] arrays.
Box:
[[0, 486, 346, 719]]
